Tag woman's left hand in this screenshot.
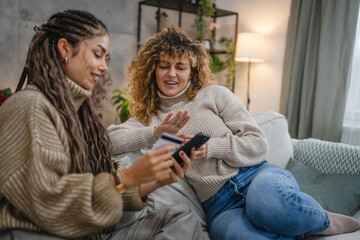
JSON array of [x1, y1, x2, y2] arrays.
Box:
[[153, 109, 190, 139], [178, 134, 208, 161]]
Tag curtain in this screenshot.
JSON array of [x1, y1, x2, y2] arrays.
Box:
[[341, 11, 360, 146], [280, 0, 360, 142]]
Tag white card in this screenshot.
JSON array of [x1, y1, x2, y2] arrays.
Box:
[[152, 132, 183, 154]]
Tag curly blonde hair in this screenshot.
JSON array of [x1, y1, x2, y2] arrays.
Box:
[[127, 25, 214, 125]]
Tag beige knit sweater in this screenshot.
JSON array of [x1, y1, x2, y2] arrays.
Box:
[[0, 80, 147, 238], [108, 84, 269, 202]]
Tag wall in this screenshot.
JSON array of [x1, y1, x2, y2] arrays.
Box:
[[216, 0, 291, 115], [0, 0, 291, 124], [0, 0, 141, 126]]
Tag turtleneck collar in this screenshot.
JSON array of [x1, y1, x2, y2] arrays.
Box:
[[157, 80, 191, 109], [27, 77, 92, 111], [66, 78, 92, 110]]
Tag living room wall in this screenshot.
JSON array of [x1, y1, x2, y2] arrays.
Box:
[[0, 0, 291, 125], [217, 0, 291, 115]]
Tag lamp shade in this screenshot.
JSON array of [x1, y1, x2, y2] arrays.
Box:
[[235, 33, 265, 63]]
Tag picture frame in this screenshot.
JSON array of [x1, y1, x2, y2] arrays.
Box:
[[201, 39, 212, 50]]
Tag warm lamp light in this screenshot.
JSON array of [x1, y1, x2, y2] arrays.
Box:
[[235, 33, 265, 110]]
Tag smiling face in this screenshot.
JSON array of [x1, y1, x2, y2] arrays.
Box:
[[155, 56, 192, 97], [62, 34, 110, 90]]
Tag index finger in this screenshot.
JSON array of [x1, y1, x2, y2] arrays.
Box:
[[163, 111, 174, 124], [168, 109, 184, 125], [176, 114, 190, 129]]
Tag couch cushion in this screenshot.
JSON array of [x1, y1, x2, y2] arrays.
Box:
[[254, 111, 293, 168], [293, 138, 360, 175], [286, 157, 360, 216]]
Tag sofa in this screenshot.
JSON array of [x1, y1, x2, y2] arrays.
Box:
[[113, 111, 360, 239]]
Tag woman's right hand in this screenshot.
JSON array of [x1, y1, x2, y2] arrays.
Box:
[[118, 145, 176, 189], [153, 109, 190, 139]]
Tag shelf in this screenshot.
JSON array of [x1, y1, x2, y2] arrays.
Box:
[[139, 0, 237, 18], [137, 0, 239, 91], [208, 49, 226, 54]]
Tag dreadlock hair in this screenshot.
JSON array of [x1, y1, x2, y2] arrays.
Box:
[[16, 10, 113, 175], [127, 25, 214, 125]]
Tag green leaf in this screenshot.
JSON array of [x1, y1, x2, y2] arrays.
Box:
[[0, 88, 12, 97], [210, 55, 227, 73], [112, 88, 133, 123]]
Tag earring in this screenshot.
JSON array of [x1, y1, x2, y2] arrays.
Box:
[[64, 57, 68, 64]]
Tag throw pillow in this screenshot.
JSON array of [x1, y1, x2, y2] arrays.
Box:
[[254, 111, 293, 168], [286, 157, 360, 216]]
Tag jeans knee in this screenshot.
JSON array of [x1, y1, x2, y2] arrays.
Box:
[[246, 169, 299, 225], [246, 168, 328, 236]]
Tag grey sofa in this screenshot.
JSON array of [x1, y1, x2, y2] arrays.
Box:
[[114, 111, 360, 239]]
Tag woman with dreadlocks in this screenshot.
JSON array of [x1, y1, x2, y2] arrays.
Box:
[[0, 10, 203, 240]]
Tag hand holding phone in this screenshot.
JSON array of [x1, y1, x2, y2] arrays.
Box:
[[172, 132, 210, 166]]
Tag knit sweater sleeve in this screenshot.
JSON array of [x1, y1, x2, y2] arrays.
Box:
[[0, 91, 146, 238], [107, 117, 157, 154], [205, 86, 269, 167]]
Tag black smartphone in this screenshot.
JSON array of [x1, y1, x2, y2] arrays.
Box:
[[172, 132, 210, 166]]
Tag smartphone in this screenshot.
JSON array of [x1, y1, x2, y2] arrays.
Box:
[[172, 132, 210, 166], [152, 132, 184, 155]]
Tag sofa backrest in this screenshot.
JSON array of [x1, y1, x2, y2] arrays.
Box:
[[254, 111, 293, 168]]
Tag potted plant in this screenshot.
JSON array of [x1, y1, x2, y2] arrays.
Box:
[[112, 88, 133, 123]]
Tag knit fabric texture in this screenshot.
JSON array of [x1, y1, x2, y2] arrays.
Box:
[[108, 84, 269, 202], [0, 80, 147, 238], [293, 138, 360, 175]]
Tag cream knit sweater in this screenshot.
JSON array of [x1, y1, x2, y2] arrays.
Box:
[[0, 80, 147, 238], [108, 84, 269, 202]]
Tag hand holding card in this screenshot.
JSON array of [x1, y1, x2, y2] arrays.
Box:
[[151, 132, 183, 155]]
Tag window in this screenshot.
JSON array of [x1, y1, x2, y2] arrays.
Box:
[[342, 6, 360, 146]]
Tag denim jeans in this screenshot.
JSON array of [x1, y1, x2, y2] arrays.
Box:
[[203, 161, 330, 240]]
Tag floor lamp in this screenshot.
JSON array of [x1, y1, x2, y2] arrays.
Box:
[[234, 33, 265, 111]]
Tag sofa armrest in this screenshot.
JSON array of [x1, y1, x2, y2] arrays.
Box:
[[293, 138, 360, 175]]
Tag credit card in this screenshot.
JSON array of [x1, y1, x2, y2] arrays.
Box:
[[151, 132, 183, 154]]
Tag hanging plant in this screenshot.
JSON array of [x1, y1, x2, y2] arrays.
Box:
[[218, 36, 236, 89], [193, 0, 215, 41]]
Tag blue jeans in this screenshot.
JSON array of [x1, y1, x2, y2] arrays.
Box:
[[203, 161, 330, 240]]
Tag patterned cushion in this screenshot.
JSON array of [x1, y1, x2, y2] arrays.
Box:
[[293, 138, 360, 175]]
